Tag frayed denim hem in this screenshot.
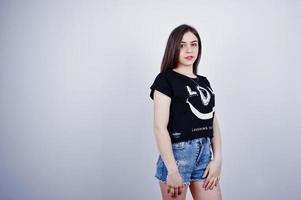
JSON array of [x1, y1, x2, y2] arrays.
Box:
[[155, 175, 191, 187]]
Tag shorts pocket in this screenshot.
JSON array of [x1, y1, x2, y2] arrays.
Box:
[[204, 142, 213, 161], [172, 141, 186, 150], [208, 143, 213, 160]]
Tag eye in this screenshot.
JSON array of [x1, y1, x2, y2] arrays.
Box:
[[180, 44, 184, 48], [192, 43, 198, 46]]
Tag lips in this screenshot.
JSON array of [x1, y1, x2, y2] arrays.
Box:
[[185, 56, 194, 60]]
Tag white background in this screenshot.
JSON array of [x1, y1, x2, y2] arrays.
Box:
[[0, 0, 300, 199]]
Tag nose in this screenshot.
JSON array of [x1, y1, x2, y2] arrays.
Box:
[[186, 45, 193, 53]]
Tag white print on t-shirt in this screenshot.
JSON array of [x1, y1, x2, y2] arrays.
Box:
[[192, 125, 213, 132], [185, 85, 215, 120]]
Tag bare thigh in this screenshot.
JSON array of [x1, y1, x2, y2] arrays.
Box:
[[189, 180, 222, 200], [159, 182, 189, 200]]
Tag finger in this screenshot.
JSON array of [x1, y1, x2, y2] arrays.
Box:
[[207, 177, 215, 190], [177, 186, 182, 195], [203, 174, 211, 188], [202, 173, 209, 188], [206, 176, 215, 190], [204, 176, 212, 190], [174, 187, 178, 197], [167, 186, 172, 194], [215, 176, 220, 186], [171, 190, 177, 198], [202, 168, 208, 179], [202, 178, 208, 188], [210, 177, 217, 190]]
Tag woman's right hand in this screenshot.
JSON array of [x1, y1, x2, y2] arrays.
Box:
[[166, 169, 184, 198]]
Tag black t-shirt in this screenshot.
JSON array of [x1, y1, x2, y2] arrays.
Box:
[[150, 69, 215, 143]]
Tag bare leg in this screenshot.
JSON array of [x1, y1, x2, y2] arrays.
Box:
[[159, 181, 189, 200], [189, 180, 222, 200]]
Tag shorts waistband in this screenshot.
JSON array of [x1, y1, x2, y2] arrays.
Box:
[[191, 137, 210, 143], [170, 131, 213, 143]]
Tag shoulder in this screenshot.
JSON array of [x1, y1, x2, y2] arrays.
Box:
[[150, 70, 173, 91], [150, 71, 173, 100], [153, 70, 173, 82], [197, 74, 212, 86], [197, 74, 208, 81], [152, 71, 168, 82]]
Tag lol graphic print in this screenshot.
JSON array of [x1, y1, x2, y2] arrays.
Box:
[[185, 85, 215, 120]]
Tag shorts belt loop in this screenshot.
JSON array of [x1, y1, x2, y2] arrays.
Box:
[[202, 137, 207, 144]]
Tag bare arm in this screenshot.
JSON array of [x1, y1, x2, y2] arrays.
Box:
[[211, 114, 223, 162], [202, 113, 223, 190], [153, 90, 178, 174]]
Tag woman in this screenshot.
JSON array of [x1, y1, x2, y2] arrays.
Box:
[[149, 24, 223, 200]]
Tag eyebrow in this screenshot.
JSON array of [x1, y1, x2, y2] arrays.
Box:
[[181, 40, 198, 43]]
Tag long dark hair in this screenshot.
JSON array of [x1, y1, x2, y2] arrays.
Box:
[[160, 24, 202, 75]]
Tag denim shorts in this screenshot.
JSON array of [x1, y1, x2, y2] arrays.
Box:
[[155, 136, 213, 187]]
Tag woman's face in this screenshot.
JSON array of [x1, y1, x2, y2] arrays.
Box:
[[177, 31, 199, 67]]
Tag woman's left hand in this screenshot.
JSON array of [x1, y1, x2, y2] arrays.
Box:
[[202, 159, 222, 190]]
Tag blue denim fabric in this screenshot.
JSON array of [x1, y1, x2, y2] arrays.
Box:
[[155, 136, 213, 186]]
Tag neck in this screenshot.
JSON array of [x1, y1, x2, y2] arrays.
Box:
[[174, 65, 194, 75]]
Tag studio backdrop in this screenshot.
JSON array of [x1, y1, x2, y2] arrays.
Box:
[[0, 0, 300, 200]]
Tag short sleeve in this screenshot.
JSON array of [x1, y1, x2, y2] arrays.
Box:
[[149, 72, 173, 100], [204, 76, 216, 116], [204, 76, 213, 92]]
